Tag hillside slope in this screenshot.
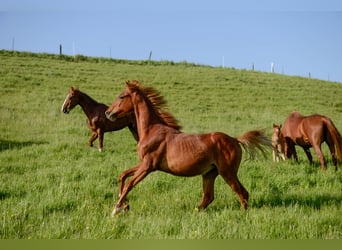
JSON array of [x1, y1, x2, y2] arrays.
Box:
[[0, 50, 341, 239]]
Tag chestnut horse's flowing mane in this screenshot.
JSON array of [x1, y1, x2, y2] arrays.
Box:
[[129, 81, 182, 131]]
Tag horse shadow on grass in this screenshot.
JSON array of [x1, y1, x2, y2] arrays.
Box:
[[0, 139, 47, 152], [251, 193, 342, 209]]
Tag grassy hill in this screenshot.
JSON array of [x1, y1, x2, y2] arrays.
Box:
[[0, 50, 341, 239]]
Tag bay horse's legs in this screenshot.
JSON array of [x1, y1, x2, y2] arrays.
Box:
[[198, 168, 218, 210], [97, 129, 104, 152], [88, 131, 98, 148], [112, 163, 152, 216], [313, 144, 326, 171], [302, 147, 313, 164]]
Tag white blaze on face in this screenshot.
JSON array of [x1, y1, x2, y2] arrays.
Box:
[[61, 93, 71, 112]]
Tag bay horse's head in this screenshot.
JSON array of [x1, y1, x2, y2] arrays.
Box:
[[61, 87, 80, 114], [105, 80, 137, 121]]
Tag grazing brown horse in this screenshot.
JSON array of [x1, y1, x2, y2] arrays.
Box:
[[105, 80, 271, 216], [272, 124, 285, 162], [282, 112, 342, 171], [61, 87, 138, 151]]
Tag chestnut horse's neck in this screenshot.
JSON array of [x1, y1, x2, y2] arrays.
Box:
[[132, 92, 160, 138], [76, 91, 101, 119]]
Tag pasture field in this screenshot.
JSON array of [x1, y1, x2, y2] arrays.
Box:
[[0, 50, 341, 239]]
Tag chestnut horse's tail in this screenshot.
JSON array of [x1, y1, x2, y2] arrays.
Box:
[[324, 118, 342, 162], [237, 130, 272, 160]]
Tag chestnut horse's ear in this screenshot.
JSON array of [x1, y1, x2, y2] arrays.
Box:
[[273, 123, 276, 128], [125, 80, 140, 91]]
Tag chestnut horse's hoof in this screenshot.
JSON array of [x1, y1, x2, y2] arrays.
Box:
[[111, 204, 130, 217]]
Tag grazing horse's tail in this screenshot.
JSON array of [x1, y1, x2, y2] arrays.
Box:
[[237, 130, 272, 160], [324, 118, 342, 162]]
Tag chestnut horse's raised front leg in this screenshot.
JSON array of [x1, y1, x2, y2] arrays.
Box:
[[112, 163, 153, 216], [118, 165, 140, 197]]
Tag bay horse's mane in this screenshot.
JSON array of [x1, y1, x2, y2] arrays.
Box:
[[128, 80, 182, 131], [71, 87, 100, 105]]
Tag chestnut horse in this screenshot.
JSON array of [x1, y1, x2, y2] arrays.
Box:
[[282, 112, 342, 171], [272, 124, 285, 162], [61, 87, 138, 151], [105, 80, 271, 216]]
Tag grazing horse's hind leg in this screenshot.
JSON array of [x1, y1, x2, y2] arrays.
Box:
[[313, 144, 326, 171], [198, 168, 218, 210], [326, 138, 338, 171], [303, 147, 313, 164]]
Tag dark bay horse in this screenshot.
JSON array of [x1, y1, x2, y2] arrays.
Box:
[[105, 80, 272, 216], [61, 87, 138, 152], [282, 112, 342, 171]]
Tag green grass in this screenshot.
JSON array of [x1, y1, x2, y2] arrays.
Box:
[[0, 50, 341, 239]]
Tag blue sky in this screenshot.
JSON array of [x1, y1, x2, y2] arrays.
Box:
[[1, 0, 342, 82]]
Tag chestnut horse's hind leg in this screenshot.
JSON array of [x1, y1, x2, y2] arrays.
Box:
[[198, 168, 218, 210], [221, 174, 249, 209]]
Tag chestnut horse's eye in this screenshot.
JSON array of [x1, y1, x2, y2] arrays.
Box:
[[119, 95, 128, 100]]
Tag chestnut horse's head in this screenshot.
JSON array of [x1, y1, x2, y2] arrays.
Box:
[[105, 80, 137, 121], [61, 87, 80, 114]]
